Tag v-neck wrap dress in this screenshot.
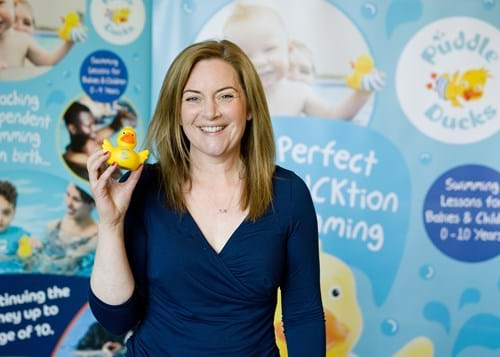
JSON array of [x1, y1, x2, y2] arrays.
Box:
[[89, 164, 325, 356]]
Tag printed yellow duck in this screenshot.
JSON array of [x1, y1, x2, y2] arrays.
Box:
[[106, 7, 131, 24], [346, 54, 375, 90], [427, 68, 489, 107], [102, 126, 149, 171], [17, 235, 32, 259], [394, 336, 434, 357], [274, 248, 435, 357], [274, 250, 362, 357], [346, 54, 385, 92], [58, 12, 81, 41]]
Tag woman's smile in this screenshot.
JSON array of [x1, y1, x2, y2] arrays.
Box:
[[199, 125, 226, 134]]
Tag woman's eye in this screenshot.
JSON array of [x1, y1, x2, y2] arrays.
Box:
[[185, 97, 200, 103], [219, 94, 234, 102]]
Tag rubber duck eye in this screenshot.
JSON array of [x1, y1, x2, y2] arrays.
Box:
[[330, 287, 342, 299]]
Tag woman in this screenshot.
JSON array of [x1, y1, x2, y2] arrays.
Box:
[[34, 183, 97, 275], [87, 40, 325, 355]]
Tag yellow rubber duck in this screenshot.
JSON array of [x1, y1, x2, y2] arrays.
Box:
[[17, 235, 32, 259], [274, 250, 362, 357], [58, 12, 81, 41], [102, 126, 149, 171]]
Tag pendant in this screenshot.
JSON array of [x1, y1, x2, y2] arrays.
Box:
[[218, 208, 228, 214]]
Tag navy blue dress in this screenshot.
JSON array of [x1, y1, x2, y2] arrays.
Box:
[[89, 164, 325, 356]]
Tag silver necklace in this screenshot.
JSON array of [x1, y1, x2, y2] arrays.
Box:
[[215, 177, 241, 214], [190, 163, 245, 214]]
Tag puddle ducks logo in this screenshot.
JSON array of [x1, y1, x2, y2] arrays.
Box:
[[426, 67, 490, 108], [396, 17, 500, 144], [105, 7, 131, 24], [91, 0, 145, 45]]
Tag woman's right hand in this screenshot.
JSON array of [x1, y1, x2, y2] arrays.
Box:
[[87, 150, 143, 228]]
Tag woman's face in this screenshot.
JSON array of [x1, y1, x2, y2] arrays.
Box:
[[180, 58, 250, 162], [65, 185, 93, 220]]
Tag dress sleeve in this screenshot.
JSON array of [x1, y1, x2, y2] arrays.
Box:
[[280, 174, 326, 356], [88, 169, 149, 335]]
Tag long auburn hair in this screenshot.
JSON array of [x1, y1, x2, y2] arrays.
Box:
[[145, 40, 275, 221]]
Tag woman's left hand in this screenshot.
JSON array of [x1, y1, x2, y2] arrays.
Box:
[[86, 149, 143, 229]]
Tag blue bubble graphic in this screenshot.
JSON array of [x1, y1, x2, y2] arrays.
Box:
[[134, 84, 142, 94], [419, 152, 432, 165], [452, 314, 500, 356], [483, 0, 496, 10], [419, 264, 435, 280], [423, 165, 500, 262], [62, 70, 71, 78], [381, 318, 399, 336], [361, 2, 378, 19], [46, 80, 53, 87], [182, 0, 195, 13], [80, 50, 128, 103], [45, 90, 66, 108], [459, 288, 481, 309], [132, 52, 140, 61], [424, 301, 451, 334], [386, 0, 423, 37]]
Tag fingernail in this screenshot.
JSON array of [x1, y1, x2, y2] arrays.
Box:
[[103, 151, 109, 155]]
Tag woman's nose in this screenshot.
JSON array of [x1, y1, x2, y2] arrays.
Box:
[[201, 99, 221, 120]]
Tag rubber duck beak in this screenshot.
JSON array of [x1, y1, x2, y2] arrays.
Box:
[[120, 133, 135, 144]]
